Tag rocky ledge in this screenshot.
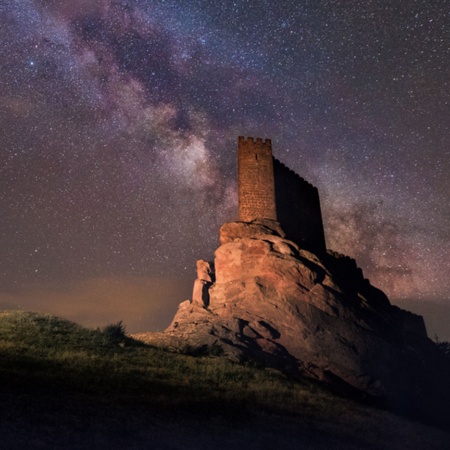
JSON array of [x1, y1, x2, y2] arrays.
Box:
[[135, 220, 449, 417]]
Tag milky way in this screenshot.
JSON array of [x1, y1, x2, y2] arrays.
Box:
[[1, 1, 449, 337]]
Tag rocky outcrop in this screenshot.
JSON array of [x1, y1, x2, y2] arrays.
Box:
[[137, 220, 448, 418]]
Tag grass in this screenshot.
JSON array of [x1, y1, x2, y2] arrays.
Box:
[[0, 310, 448, 449]]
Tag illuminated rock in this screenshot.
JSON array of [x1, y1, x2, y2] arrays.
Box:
[[161, 220, 438, 409]]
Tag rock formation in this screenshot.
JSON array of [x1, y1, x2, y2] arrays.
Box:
[[135, 137, 449, 422], [137, 219, 449, 418]]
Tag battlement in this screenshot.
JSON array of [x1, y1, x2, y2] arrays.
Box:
[[273, 158, 317, 191], [238, 136, 272, 155]]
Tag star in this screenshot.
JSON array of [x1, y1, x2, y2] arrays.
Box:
[[0, 0, 448, 338]]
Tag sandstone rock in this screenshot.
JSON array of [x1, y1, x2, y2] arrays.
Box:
[[192, 260, 214, 306], [143, 220, 448, 418], [219, 219, 286, 245]]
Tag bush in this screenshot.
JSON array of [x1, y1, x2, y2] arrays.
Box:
[[181, 343, 224, 357], [102, 321, 126, 345]]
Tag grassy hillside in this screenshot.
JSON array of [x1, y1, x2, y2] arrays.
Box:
[[0, 310, 448, 449]]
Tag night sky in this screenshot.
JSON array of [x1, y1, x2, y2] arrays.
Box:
[[1, 1, 449, 339]]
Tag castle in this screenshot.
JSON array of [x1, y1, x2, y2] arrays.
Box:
[[238, 136, 326, 255], [140, 135, 434, 414]]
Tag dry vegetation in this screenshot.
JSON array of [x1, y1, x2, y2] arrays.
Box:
[[0, 310, 448, 449]]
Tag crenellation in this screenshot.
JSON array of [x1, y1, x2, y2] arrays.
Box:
[[273, 158, 316, 190]]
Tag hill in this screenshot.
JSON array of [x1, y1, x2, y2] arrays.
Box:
[[0, 310, 448, 449]]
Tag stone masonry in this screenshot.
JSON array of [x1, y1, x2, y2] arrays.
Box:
[[238, 136, 277, 222]]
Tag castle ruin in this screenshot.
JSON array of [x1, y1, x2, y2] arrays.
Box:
[[148, 135, 435, 415], [238, 136, 326, 255]]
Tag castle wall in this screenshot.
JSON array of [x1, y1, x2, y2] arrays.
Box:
[[393, 307, 428, 338], [238, 136, 277, 222], [273, 159, 327, 255]]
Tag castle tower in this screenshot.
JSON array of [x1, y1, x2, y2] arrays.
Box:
[[238, 136, 277, 221], [237, 136, 327, 255]]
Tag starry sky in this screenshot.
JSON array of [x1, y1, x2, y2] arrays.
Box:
[[1, 1, 449, 338]]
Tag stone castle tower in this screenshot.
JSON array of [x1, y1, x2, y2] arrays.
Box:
[[237, 136, 326, 255], [238, 137, 277, 222]]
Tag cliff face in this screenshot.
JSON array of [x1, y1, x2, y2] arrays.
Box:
[[142, 220, 447, 416]]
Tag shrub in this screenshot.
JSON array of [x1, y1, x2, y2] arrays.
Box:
[[102, 321, 126, 345], [180, 343, 224, 357]]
